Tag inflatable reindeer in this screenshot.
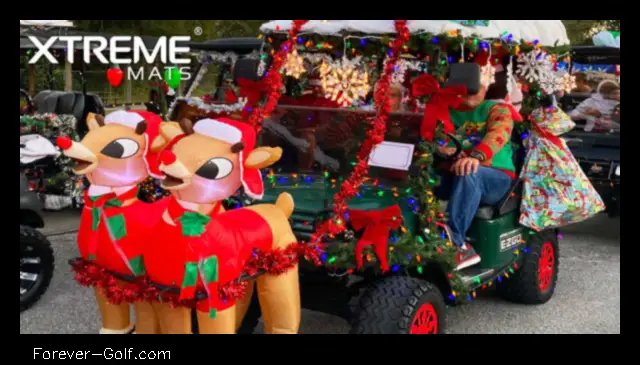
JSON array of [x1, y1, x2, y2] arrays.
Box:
[[138, 117, 301, 334], [57, 110, 170, 334]]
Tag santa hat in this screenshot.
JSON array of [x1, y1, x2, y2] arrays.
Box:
[[103, 110, 164, 179], [192, 118, 264, 200]]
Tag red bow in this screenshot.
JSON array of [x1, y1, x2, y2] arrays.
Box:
[[349, 205, 403, 273], [237, 78, 269, 107], [412, 74, 467, 141]]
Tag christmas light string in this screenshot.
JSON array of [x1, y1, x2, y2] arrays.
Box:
[[300, 20, 411, 267]]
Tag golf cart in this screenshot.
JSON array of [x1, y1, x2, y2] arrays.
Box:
[[221, 20, 572, 334], [560, 44, 620, 217], [20, 134, 56, 312]]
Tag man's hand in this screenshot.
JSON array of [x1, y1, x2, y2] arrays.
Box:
[[451, 157, 480, 176]]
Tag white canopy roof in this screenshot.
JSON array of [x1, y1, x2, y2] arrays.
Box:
[[260, 20, 570, 46], [20, 20, 74, 28]]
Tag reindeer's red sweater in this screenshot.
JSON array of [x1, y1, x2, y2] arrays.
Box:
[[142, 196, 273, 313], [77, 188, 168, 276]]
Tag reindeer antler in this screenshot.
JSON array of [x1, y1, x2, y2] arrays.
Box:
[[179, 118, 194, 135], [92, 113, 105, 127], [135, 120, 148, 135]]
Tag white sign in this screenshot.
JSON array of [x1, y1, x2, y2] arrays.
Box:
[[368, 141, 415, 171]]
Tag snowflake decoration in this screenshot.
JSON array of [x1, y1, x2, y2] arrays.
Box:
[[382, 57, 422, 85], [517, 50, 559, 95], [481, 64, 496, 87], [557, 73, 576, 93], [321, 57, 370, 107], [506, 57, 514, 95], [284, 49, 305, 79]]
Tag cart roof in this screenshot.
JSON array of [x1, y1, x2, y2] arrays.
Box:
[[187, 37, 263, 53], [20, 20, 74, 28], [260, 20, 570, 46]]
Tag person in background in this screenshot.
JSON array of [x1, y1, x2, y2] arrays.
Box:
[[145, 89, 161, 115], [571, 72, 592, 93], [570, 80, 620, 131]]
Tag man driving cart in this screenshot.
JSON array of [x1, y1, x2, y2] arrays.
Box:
[[422, 62, 519, 270]]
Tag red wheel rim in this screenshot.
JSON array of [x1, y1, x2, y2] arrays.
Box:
[[538, 242, 555, 291], [409, 303, 438, 334]]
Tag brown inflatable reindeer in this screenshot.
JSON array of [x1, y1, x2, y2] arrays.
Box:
[[58, 110, 170, 334], [138, 117, 301, 334]]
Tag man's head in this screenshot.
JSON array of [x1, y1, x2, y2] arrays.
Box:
[[574, 72, 588, 86], [389, 84, 403, 112], [445, 63, 486, 108]]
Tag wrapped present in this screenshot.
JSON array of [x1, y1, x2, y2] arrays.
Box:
[[519, 106, 606, 231]]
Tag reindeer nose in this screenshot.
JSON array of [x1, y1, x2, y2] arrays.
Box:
[[56, 136, 73, 150], [160, 150, 177, 165]]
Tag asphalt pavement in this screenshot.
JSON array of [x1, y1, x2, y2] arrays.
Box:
[[20, 213, 620, 334]]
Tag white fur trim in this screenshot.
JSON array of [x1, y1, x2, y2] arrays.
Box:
[[99, 324, 134, 334], [104, 110, 145, 130], [193, 119, 242, 144]]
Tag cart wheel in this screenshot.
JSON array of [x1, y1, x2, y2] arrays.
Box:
[[20, 225, 54, 312], [497, 229, 559, 304], [350, 276, 445, 334]]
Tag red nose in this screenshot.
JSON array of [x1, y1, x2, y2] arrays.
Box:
[[160, 150, 177, 165], [56, 136, 73, 150]]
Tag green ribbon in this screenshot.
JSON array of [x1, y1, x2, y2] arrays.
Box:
[[182, 262, 199, 288], [90, 196, 123, 231], [177, 211, 212, 237]]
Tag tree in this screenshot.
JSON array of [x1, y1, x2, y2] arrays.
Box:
[[562, 20, 620, 45]]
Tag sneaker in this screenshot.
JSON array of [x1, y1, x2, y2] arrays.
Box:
[[455, 244, 481, 270]]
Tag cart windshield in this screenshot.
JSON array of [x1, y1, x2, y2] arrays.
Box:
[[258, 104, 424, 185]]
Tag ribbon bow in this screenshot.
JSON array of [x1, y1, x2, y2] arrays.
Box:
[[237, 78, 269, 108], [177, 211, 212, 237], [349, 205, 403, 273], [412, 74, 467, 141]]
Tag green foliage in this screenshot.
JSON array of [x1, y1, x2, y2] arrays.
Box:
[[562, 20, 620, 45]]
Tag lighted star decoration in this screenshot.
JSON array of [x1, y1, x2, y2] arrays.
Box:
[[481, 63, 496, 87], [284, 49, 305, 79], [321, 57, 370, 107], [557, 73, 576, 93]]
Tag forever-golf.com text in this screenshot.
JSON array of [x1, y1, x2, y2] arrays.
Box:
[[34, 347, 171, 360]]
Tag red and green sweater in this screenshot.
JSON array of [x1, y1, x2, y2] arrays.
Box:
[[142, 196, 273, 318], [77, 187, 168, 277], [447, 101, 516, 179]]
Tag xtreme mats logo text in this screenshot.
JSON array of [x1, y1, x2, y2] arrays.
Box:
[[27, 36, 193, 85]]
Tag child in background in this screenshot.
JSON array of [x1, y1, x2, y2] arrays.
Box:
[[570, 80, 620, 131]]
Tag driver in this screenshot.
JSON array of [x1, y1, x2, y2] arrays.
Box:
[[436, 64, 516, 270]]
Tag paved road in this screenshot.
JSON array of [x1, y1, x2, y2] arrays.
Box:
[[20, 214, 620, 334]]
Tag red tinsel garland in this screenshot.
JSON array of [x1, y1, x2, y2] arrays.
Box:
[[305, 20, 411, 257], [246, 20, 309, 131], [70, 241, 322, 308]]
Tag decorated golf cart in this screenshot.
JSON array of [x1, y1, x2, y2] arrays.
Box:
[[224, 19, 604, 334], [64, 20, 605, 335]]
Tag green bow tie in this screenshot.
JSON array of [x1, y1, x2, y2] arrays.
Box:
[[177, 211, 212, 237]]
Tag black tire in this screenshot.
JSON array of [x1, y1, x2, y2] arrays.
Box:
[[20, 225, 54, 312], [350, 276, 446, 334], [497, 229, 559, 304]]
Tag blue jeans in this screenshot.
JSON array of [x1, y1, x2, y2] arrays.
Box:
[[434, 167, 512, 248]]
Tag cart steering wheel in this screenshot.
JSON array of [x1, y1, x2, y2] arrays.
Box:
[[434, 132, 464, 161]]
